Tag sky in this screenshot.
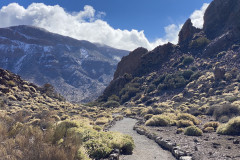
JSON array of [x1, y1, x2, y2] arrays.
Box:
[[0, 0, 212, 51]]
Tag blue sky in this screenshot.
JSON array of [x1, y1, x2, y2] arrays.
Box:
[[0, 0, 212, 50]]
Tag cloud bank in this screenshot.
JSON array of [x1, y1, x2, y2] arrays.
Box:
[[0, 3, 208, 51]]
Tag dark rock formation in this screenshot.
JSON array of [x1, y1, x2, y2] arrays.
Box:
[[203, 0, 240, 40], [136, 43, 177, 76], [113, 47, 148, 79], [178, 19, 201, 51]]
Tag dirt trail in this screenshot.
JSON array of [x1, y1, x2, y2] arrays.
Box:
[[109, 118, 176, 160]]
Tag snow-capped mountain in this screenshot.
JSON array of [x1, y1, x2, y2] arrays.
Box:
[[0, 25, 129, 102]]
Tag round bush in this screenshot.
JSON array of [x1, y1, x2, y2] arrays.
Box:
[[184, 126, 203, 136], [217, 116, 240, 135]]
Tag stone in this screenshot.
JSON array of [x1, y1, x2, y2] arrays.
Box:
[[233, 139, 240, 144], [179, 156, 192, 160]]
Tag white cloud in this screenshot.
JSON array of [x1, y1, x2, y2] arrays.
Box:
[[190, 3, 209, 29], [0, 3, 209, 51]]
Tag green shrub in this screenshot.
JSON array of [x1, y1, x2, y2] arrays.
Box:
[[102, 101, 120, 108], [177, 120, 194, 128], [144, 114, 153, 120], [182, 70, 194, 80], [190, 71, 202, 81], [217, 116, 240, 135], [84, 139, 112, 159], [203, 121, 219, 130], [203, 127, 215, 133], [182, 56, 194, 65], [177, 113, 200, 125], [184, 126, 203, 136], [120, 83, 140, 103], [189, 37, 210, 50], [176, 128, 184, 134], [121, 135, 134, 154], [95, 117, 109, 125], [108, 95, 120, 102], [6, 80, 16, 86], [146, 84, 156, 93], [53, 120, 78, 143], [145, 115, 176, 126], [209, 104, 240, 121], [76, 147, 91, 160]]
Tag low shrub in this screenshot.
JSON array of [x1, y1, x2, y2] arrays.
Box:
[[182, 56, 194, 66], [84, 139, 112, 159], [203, 121, 219, 130], [182, 70, 194, 80], [208, 104, 240, 121], [95, 117, 109, 125], [121, 135, 134, 154], [189, 37, 210, 50], [145, 114, 176, 126], [184, 126, 203, 136], [177, 113, 200, 125], [217, 116, 240, 135], [177, 120, 194, 128], [102, 101, 120, 108], [144, 114, 153, 120], [53, 120, 78, 143], [203, 127, 215, 133], [176, 128, 184, 134]]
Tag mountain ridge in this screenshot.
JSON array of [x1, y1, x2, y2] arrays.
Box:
[[0, 25, 129, 102]]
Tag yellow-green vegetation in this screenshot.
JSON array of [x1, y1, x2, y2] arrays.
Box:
[[217, 116, 240, 135], [102, 100, 120, 108], [95, 117, 109, 125], [189, 37, 210, 49], [203, 121, 219, 131], [177, 113, 200, 125], [176, 120, 194, 128], [184, 126, 203, 136], [203, 127, 215, 133], [145, 114, 176, 126], [182, 56, 194, 66], [176, 128, 184, 134]]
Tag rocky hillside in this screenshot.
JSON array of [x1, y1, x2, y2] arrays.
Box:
[[0, 25, 129, 102], [99, 0, 240, 105], [96, 0, 240, 159], [0, 68, 134, 160]]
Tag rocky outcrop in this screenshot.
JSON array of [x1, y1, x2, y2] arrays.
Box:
[[113, 47, 148, 79], [203, 0, 240, 40], [178, 19, 201, 51], [137, 43, 177, 75]]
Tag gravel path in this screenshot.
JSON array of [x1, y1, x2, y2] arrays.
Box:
[[109, 118, 175, 160]]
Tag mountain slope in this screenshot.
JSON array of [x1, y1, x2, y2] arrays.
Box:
[[99, 0, 240, 104], [96, 1, 240, 159], [0, 25, 129, 102]]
